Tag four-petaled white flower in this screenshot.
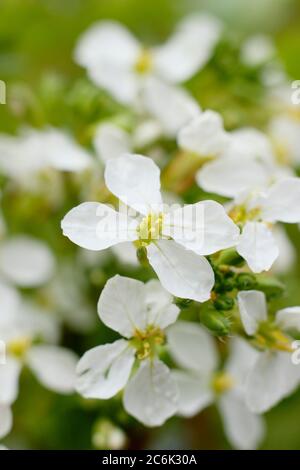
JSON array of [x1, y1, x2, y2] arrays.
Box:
[[167, 321, 265, 449], [76, 275, 180, 427], [74, 15, 222, 105], [62, 153, 239, 301], [0, 128, 92, 187], [238, 290, 300, 413], [0, 281, 78, 438], [197, 154, 300, 272]]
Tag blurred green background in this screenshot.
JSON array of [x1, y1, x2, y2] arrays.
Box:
[[1, 0, 300, 450]]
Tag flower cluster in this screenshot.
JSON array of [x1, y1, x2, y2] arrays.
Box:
[[1, 8, 300, 450]]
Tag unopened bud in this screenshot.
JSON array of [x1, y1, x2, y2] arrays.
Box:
[[236, 273, 257, 290], [255, 275, 285, 299], [200, 305, 231, 336]]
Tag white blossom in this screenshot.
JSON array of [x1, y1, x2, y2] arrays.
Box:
[[74, 15, 222, 105], [167, 321, 265, 449], [76, 275, 179, 426], [238, 290, 300, 413], [62, 153, 239, 301]]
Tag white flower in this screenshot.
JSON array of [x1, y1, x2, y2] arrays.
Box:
[[0, 281, 78, 437], [167, 321, 265, 449], [74, 15, 222, 105], [197, 153, 300, 272], [238, 290, 300, 413], [62, 153, 239, 301], [0, 127, 92, 184], [76, 275, 180, 427]]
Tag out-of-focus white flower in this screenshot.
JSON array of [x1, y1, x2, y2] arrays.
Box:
[[238, 290, 300, 413], [62, 153, 239, 301], [92, 418, 127, 450], [0, 236, 55, 288], [76, 275, 180, 427], [0, 128, 92, 183], [269, 115, 300, 166], [240, 35, 275, 67], [178, 110, 230, 158], [0, 281, 78, 437], [197, 153, 300, 272], [74, 15, 222, 105], [167, 321, 264, 449]]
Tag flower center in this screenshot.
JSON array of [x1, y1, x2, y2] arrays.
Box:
[[131, 326, 165, 360], [7, 336, 32, 358], [134, 49, 153, 75], [253, 322, 293, 352], [212, 371, 235, 394], [136, 212, 164, 247], [229, 204, 262, 225]]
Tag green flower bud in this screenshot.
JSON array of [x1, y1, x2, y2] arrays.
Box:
[[217, 248, 244, 267], [236, 273, 257, 290], [214, 295, 234, 311], [200, 305, 231, 336], [255, 275, 285, 299]]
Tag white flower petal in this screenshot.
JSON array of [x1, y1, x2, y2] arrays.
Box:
[[26, 345, 78, 394], [246, 351, 300, 413], [141, 78, 200, 137], [237, 222, 279, 273], [105, 154, 162, 214], [0, 357, 21, 405], [61, 202, 138, 251], [74, 21, 140, 69], [172, 370, 213, 417], [222, 128, 275, 165], [123, 359, 178, 427], [154, 14, 222, 82], [111, 242, 138, 266], [163, 200, 239, 255], [237, 290, 267, 336], [97, 275, 147, 338], [196, 156, 269, 198], [147, 240, 214, 302], [76, 339, 135, 399], [261, 177, 300, 223], [178, 111, 229, 157], [0, 236, 55, 287], [0, 405, 12, 439], [144, 279, 180, 329], [219, 391, 265, 450], [0, 280, 20, 327], [93, 123, 131, 163], [225, 338, 260, 393], [167, 320, 218, 374], [276, 307, 300, 332], [41, 129, 92, 172], [74, 21, 140, 104]]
